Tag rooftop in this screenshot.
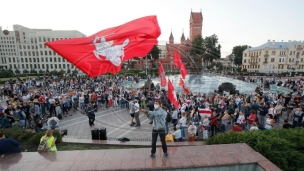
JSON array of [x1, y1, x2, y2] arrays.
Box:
[[247, 40, 304, 51]]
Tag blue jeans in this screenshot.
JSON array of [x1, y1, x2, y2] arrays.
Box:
[[221, 124, 226, 132], [19, 120, 25, 128], [165, 122, 169, 134], [293, 120, 301, 127], [41, 104, 46, 115], [259, 115, 265, 126], [50, 125, 59, 130], [180, 126, 186, 138]]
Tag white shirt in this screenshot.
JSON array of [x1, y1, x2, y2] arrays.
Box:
[[134, 103, 140, 113], [47, 117, 60, 128], [237, 115, 245, 124], [49, 98, 55, 104], [173, 129, 182, 139], [188, 125, 197, 135]]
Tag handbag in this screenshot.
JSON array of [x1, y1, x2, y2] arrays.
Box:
[[165, 133, 174, 142]]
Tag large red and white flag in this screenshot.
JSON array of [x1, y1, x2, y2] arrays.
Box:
[[198, 108, 212, 118], [168, 79, 179, 109], [179, 77, 190, 94], [174, 51, 188, 79], [45, 16, 161, 77], [158, 62, 166, 87]]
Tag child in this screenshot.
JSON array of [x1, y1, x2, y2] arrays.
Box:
[[173, 125, 182, 141]]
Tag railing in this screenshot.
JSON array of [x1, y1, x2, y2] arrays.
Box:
[[264, 54, 269, 57], [263, 61, 268, 64], [249, 62, 257, 65], [296, 47, 303, 50]]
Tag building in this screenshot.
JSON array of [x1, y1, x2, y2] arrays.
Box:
[[242, 40, 304, 73], [160, 10, 203, 72], [213, 57, 231, 68], [0, 25, 86, 73]]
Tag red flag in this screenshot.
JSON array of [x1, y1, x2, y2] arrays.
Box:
[[45, 16, 161, 77], [158, 62, 166, 87], [173, 51, 188, 79], [179, 77, 190, 94], [168, 79, 179, 109]]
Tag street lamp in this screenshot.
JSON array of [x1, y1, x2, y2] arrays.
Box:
[[231, 53, 235, 74]]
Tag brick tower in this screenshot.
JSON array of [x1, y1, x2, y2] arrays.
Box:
[[189, 10, 203, 41]]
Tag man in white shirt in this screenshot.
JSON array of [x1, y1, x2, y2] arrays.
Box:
[[173, 125, 182, 141], [133, 100, 141, 127], [47, 115, 60, 130]]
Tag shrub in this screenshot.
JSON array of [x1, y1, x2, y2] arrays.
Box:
[[29, 130, 62, 145], [0, 128, 33, 142], [206, 129, 304, 171], [23, 69, 29, 74]]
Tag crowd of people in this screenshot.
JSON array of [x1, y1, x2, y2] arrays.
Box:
[[0, 74, 304, 156]]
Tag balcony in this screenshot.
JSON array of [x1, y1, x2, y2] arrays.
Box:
[[263, 61, 268, 64], [296, 47, 303, 50], [264, 54, 269, 57], [249, 62, 257, 65]]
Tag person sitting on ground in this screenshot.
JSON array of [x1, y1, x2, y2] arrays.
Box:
[[11, 119, 21, 129], [35, 118, 47, 133], [39, 129, 57, 152], [249, 122, 259, 131], [0, 113, 11, 128], [173, 125, 182, 141], [47, 115, 60, 130], [231, 123, 243, 132], [0, 131, 22, 155], [283, 119, 294, 129]]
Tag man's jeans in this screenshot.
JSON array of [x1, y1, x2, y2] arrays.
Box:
[[259, 115, 265, 126], [41, 104, 46, 115], [165, 122, 169, 134], [151, 129, 167, 154], [19, 120, 25, 128], [50, 125, 59, 130]]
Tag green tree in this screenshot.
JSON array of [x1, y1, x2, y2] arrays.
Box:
[[191, 34, 221, 65], [67, 69, 71, 74], [147, 45, 160, 69], [39, 70, 44, 74], [202, 34, 221, 64], [46, 65, 49, 73], [23, 69, 29, 74], [229, 45, 250, 66], [15, 69, 20, 74]]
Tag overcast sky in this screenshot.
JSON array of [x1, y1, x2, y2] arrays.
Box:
[[1, 0, 304, 58]]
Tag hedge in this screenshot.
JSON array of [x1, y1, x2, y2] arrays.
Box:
[[206, 128, 304, 171], [0, 128, 62, 146]]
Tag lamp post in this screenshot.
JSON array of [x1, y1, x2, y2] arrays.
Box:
[[145, 53, 151, 76], [231, 53, 235, 74]]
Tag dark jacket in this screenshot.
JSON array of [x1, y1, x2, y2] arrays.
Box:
[[259, 105, 268, 116], [0, 138, 22, 155]]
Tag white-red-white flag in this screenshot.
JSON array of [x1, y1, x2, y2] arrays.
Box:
[[168, 79, 179, 108], [179, 77, 190, 94], [158, 61, 166, 87]]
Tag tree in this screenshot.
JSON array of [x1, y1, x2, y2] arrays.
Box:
[[147, 45, 160, 69], [39, 70, 44, 74], [229, 45, 250, 66], [46, 65, 49, 73], [202, 34, 221, 64], [15, 69, 20, 74], [191, 34, 221, 66], [23, 69, 29, 74]]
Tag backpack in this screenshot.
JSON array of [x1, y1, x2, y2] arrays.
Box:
[[37, 137, 50, 152], [185, 105, 189, 112], [166, 112, 172, 122], [50, 119, 57, 126]]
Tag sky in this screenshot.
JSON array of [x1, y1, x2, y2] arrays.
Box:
[[1, 0, 304, 58]]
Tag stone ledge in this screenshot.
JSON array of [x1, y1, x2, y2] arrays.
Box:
[[0, 143, 281, 171]]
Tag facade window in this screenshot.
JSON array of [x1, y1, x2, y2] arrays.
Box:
[[21, 58, 24, 63], [46, 57, 48, 62], [54, 58, 56, 62], [42, 64, 44, 68], [43, 37, 46, 42], [41, 58, 44, 62], [55, 64, 57, 69], [26, 64, 28, 69], [58, 58, 61, 62], [41, 51, 43, 56], [265, 51, 269, 55], [289, 58, 291, 62], [301, 58, 303, 63], [33, 58, 36, 63], [272, 51, 275, 55], [50, 58, 52, 62], [40, 44, 42, 48], [59, 64, 61, 68], [49, 51, 52, 55], [46, 64, 48, 69], [290, 51, 292, 55], [63, 64, 65, 69], [271, 58, 275, 62], [29, 58, 32, 63], [25, 58, 28, 63], [37, 58, 39, 63], [24, 52, 27, 56], [22, 64, 24, 69], [32, 51, 35, 56], [20, 52, 23, 56], [244, 59, 246, 63], [45, 51, 47, 55]]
